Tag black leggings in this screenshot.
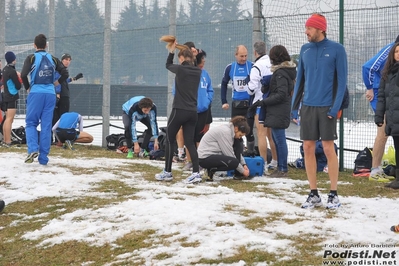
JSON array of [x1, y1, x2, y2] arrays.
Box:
[[199, 137, 242, 172], [165, 108, 198, 172], [231, 106, 254, 142], [194, 110, 208, 143], [52, 96, 70, 128]]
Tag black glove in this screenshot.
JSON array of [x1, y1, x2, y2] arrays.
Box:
[[55, 97, 60, 109], [247, 101, 263, 118], [73, 73, 83, 81], [247, 103, 258, 118], [252, 100, 264, 108]]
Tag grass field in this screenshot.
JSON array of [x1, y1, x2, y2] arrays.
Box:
[[0, 144, 398, 266]]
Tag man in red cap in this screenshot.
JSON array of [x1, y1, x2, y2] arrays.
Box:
[[292, 13, 348, 209]]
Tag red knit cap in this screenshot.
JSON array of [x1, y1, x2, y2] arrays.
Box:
[[305, 14, 327, 31]]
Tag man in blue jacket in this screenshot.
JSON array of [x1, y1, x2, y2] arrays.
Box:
[[362, 35, 399, 183], [292, 13, 348, 209], [21, 34, 69, 165]]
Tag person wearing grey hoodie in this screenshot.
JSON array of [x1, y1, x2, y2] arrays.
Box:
[[198, 116, 250, 181]]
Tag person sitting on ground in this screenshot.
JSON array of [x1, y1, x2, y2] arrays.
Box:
[[52, 112, 93, 150], [198, 116, 251, 181], [122, 96, 159, 158]]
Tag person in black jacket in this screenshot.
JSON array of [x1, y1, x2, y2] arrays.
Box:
[[157, 35, 202, 184], [375, 42, 399, 189], [2, 51, 22, 147], [250, 45, 296, 178]]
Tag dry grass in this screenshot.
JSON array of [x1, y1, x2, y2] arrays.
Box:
[[0, 144, 395, 265]]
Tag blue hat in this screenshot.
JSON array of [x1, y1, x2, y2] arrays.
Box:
[[5, 51, 16, 64]]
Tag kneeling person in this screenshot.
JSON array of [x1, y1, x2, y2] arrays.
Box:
[[52, 112, 93, 150], [198, 116, 250, 181]]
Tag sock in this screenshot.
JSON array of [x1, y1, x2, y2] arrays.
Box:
[[329, 190, 337, 196], [270, 159, 278, 166], [311, 189, 319, 196], [178, 147, 184, 155], [370, 166, 382, 175], [247, 141, 255, 153]]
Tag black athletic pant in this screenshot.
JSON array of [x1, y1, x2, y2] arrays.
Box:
[[231, 106, 254, 142], [194, 110, 209, 143], [122, 113, 153, 150], [199, 138, 242, 172], [164, 108, 198, 173]]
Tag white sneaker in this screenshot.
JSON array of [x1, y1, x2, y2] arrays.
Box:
[[326, 193, 341, 209], [263, 165, 269, 175], [185, 172, 202, 184], [267, 160, 278, 170], [301, 193, 323, 209], [155, 170, 173, 181]]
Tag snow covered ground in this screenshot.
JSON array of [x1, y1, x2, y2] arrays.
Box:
[[1, 152, 398, 265]]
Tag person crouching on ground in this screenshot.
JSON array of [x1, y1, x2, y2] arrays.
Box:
[[198, 116, 251, 181], [52, 112, 93, 150], [122, 96, 159, 158]]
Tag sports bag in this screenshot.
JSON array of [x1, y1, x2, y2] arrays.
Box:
[[106, 133, 126, 150], [353, 147, 372, 177], [11, 126, 26, 144]]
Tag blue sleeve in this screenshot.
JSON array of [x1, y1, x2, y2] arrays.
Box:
[[149, 109, 158, 139], [362, 43, 392, 90], [292, 48, 304, 111], [221, 64, 232, 104], [54, 72, 61, 93], [328, 44, 348, 117], [131, 112, 139, 143], [206, 71, 214, 103]]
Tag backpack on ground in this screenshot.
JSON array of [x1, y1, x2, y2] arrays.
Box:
[[383, 164, 396, 177], [149, 149, 165, 160], [300, 140, 338, 172], [382, 145, 395, 166], [106, 133, 126, 150], [31, 53, 55, 85], [353, 147, 372, 177], [147, 127, 167, 160], [157, 127, 167, 151], [11, 126, 26, 144]]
